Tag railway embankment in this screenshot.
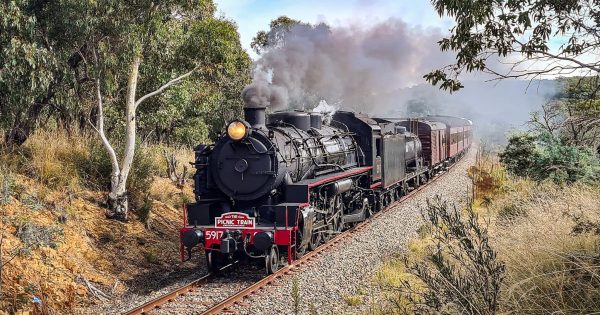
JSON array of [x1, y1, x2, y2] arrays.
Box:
[[0, 131, 202, 314]]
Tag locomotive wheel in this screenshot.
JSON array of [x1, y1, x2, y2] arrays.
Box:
[[265, 245, 280, 275], [308, 228, 322, 250], [333, 214, 343, 233], [365, 202, 373, 219], [295, 229, 306, 258]]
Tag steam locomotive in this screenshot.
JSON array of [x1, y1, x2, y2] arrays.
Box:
[[180, 105, 472, 274]]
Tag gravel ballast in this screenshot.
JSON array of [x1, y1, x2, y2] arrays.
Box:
[[239, 148, 477, 315]]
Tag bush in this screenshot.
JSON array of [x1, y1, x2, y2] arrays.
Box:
[[500, 132, 600, 184], [498, 133, 538, 178], [15, 221, 64, 250], [1, 169, 15, 205], [76, 139, 157, 210], [399, 197, 505, 314], [535, 132, 600, 184]]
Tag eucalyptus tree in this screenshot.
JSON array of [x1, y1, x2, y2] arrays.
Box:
[[78, 0, 249, 219], [0, 1, 58, 145], [1, 0, 250, 219], [426, 0, 600, 91]]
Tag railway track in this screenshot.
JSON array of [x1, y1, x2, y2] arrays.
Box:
[[125, 156, 462, 315]]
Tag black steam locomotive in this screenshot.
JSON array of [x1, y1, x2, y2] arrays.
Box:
[[180, 105, 472, 274]]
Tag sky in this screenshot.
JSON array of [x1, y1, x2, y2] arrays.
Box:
[[214, 0, 455, 58]]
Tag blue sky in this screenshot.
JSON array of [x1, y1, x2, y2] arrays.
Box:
[[214, 0, 454, 57]]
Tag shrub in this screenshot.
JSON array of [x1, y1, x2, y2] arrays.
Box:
[[137, 197, 153, 228], [399, 197, 505, 314], [497, 203, 526, 221], [15, 221, 64, 250], [500, 132, 600, 184], [344, 295, 362, 306], [499, 133, 538, 178], [1, 169, 15, 205], [144, 251, 159, 264], [534, 132, 600, 184], [21, 192, 45, 211], [77, 140, 156, 210]]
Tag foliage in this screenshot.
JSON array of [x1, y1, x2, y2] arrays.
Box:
[[1, 169, 15, 205], [0, 0, 58, 145], [555, 77, 600, 147], [500, 131, 600, 184], [399, 197, 505, 314], [291, 276, 301, 315], [15, 221, 64, 251], [535, 132, 600, 183], [0, 0, 250, 146], [467, 149, 506, 206], [80, 140, 157, 209], [426, 0, 600, 92], [251, 16, 304, 54], [498, 133, 539, 178], [136, 196, 153, 229]]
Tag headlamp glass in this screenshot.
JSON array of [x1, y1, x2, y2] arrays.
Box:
[[227, 120, 248, 141]]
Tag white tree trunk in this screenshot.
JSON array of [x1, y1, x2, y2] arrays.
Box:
[[94, 54, 198, 220], [105, 56, 141, 219]]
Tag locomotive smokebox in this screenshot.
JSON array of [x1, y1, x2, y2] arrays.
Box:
[[244, 106, 267, 130]]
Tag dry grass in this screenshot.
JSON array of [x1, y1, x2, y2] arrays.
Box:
[[344, 294, 363, 306], [0, 169, 192, 313], [21, 131, 95, 190], [0, 130, 199, 313], [372, 148, 600, 314], [491, 183, 600, 313]]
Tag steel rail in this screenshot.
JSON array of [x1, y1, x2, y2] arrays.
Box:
[[124, 262, 237, 315], [124, 150, 469, 315]]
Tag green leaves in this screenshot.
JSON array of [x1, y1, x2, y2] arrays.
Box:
[[0, 0, 251, 146], [427, 0, 600, 91], [500, 131, 600, 184]]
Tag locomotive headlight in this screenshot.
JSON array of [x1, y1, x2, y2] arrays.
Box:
[[227, 120, 249, 141]]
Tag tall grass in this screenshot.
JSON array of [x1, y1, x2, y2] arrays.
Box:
[[493, 183, 600, 313], [0, 130, 167, 209], [375, 149, 600, 314]]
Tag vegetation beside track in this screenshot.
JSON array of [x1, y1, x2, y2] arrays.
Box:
[[0, 131, 197, 313], [368, 145, 600, 314]]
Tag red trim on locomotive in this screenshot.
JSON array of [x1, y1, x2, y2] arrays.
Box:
[[370, 182, 382, 189], [179, 167, 373, 265]]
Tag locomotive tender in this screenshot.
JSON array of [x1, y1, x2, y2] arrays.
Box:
[[180, 105, 472, 274]]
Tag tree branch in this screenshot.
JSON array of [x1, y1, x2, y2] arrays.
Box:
[[94, 78, 120, 178], [134, 65, 200, 109]]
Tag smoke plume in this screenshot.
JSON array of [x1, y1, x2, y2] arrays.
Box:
[[242, 17, 556, 144], [241, 69, 288, 109], [243, 18, 454, 110]]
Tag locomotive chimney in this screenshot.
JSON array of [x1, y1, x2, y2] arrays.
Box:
[[244, 105, 267, 130]]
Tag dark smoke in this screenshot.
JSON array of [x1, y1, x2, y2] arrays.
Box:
[[241, 69, 288, 109], [245, 18, 454, 110]]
